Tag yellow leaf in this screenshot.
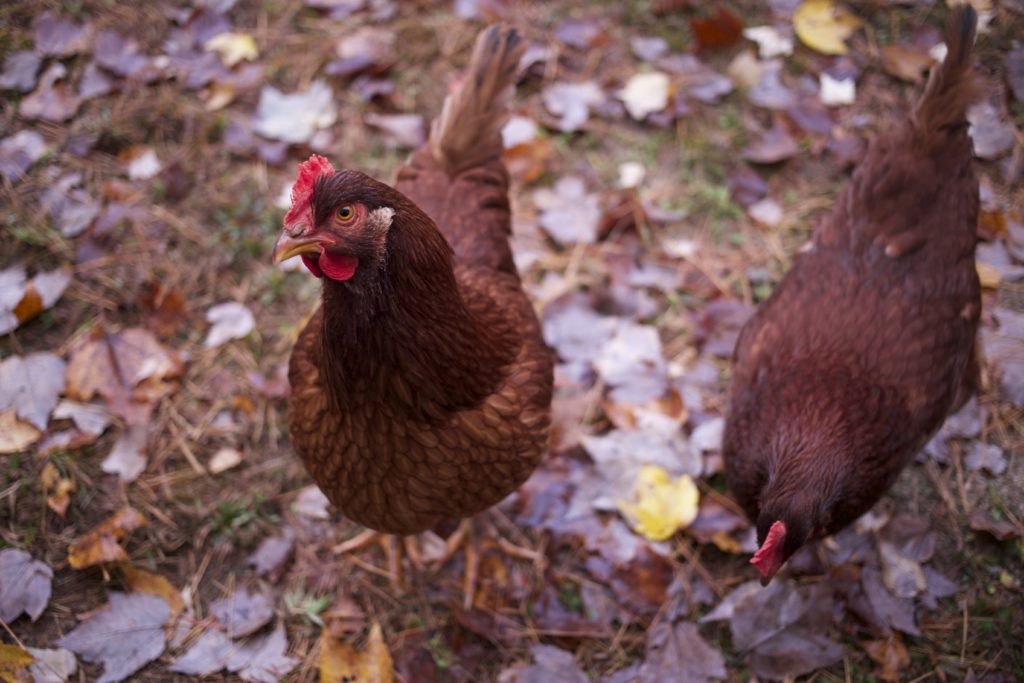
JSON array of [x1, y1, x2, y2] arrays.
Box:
[[0, 409, 42, 454], [793, 0, 863, 56], [41, 462, 76, 518], [320, 622, 393, 683], [976, 261, 1001, 289], [68, 506, 146, 569], [617, 465, 700, 542], [122, 565, 184, 616], [205, 32, 258, 67], [0, 643, 34, 683]]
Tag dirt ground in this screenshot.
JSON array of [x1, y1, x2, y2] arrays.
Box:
[[1, 0, 1023, 681]]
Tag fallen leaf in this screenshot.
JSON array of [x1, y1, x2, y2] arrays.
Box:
[[863, 634, 910, 682], [640, 621, 727, 683], [976, 261, 1001, 289], [19, 63, 81, 122], [33, 12, 92, 57], [0, 51, 42, 92], [618, 465, 699, 541], [1006, 48, 1024, 102], [209, 446, 243, 473], [255, 81, 337, 144], [70, 332, 171, 410], [329, 26, 395, 77], [120, 145, 162, 180], [205, 32, 258, 67], [67, 506, 146, 569], [79, 61, 116, 101], [0, 410, 41, 453], [320, 622, 394, 683], [748, 197, 783, 226], [0, 644, 34, 682], [138, 282, 187, 337], [793, 0, 862, 56], [880, 44, 935, 83], [211, 588, 275, 638], [102, 423, 148, 481], [205, 302, 256, 348], [364, 113, 425, 148], [745, 58, 796, 110], [56, 592, 169, 683], [618, 72, 670, 121], [963, 442, 1007, 476], [170, 624, 299, 682], [40, 172, 100, 237], [248, 534, 295, 575], [0, 549, 53, 622], [554, 19, 609, 51], [0, 130, 47, 182], [877, 540, 926, 599], [967, 102, 1017, 160], [0, 264, 72, 335], [690, 5, 744, 51], [500, 644, 587, 683], [594, 321, 668, 403], [742, 25, 794, 59], [981, 308, 1024, 406], [631, 35, 669, 62], [820, 73, 855, 106], [0, 352, 66, 429], [743, 119, 799, 164], [121, 566, 184, 616], [533, 177, 601, 245], [94, 30, 157, 79], [41, 462, 75, 517], [968, 507, 1021, 541], [294, 485, 331, 519], [541, 81, 604, 133], [25, 647, 77, 683]]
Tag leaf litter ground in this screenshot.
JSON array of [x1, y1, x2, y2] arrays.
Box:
[[1, 0, 1023, 681]]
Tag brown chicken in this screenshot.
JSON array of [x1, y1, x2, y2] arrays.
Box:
[[271, 26, 552, 585], [723, 7, 982, 584]]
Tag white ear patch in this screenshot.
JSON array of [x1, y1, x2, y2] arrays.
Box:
[[366, 206, 395, 234]]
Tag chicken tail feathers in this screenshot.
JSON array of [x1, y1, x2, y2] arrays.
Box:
[[428, 24, 525, 176], [912, 6, 982, 147]]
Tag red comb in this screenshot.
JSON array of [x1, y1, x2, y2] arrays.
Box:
[[751, 520, 787, 583], [284, 154, 335, 226]]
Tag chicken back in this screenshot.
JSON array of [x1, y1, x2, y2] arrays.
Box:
[[723, 7, 982, 584], [272, 26, 553, 536]]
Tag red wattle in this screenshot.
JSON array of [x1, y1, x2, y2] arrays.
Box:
[[319, 252, 359, 281], [301, 254, 323, 278]]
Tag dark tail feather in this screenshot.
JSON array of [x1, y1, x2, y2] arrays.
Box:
[[912, 6, 982, 147], [428, 24, 525, 176]]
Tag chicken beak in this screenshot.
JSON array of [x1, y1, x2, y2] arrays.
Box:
[[272, 234, 322, 264]]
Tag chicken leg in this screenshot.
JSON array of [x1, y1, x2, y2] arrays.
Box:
[[332, 512, 545, 609]]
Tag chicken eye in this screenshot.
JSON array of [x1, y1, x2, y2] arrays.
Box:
[[336, 206, 354, 222]]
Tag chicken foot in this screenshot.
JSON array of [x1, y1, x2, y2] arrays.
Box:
[[332, 515, 546, 609]]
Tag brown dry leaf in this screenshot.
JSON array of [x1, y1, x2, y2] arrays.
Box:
[[0, 643, 34, 683], [880, 45, 934, 83], [0, 409, 42, 454], [68, 507, 146, 569], [690, 5, 743, 51], [320, 622, 393, 683], [41, 462, 75, 518], [863, 634, 910, 682], [122, 566, 184, 616], [504, 138, 553, 184], [137, 282, 187, 337], [65, 327, 183, 415]]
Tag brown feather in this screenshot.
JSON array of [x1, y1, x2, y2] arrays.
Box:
[[722, 8, 981, 582], [283, 25, 552, 536]]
